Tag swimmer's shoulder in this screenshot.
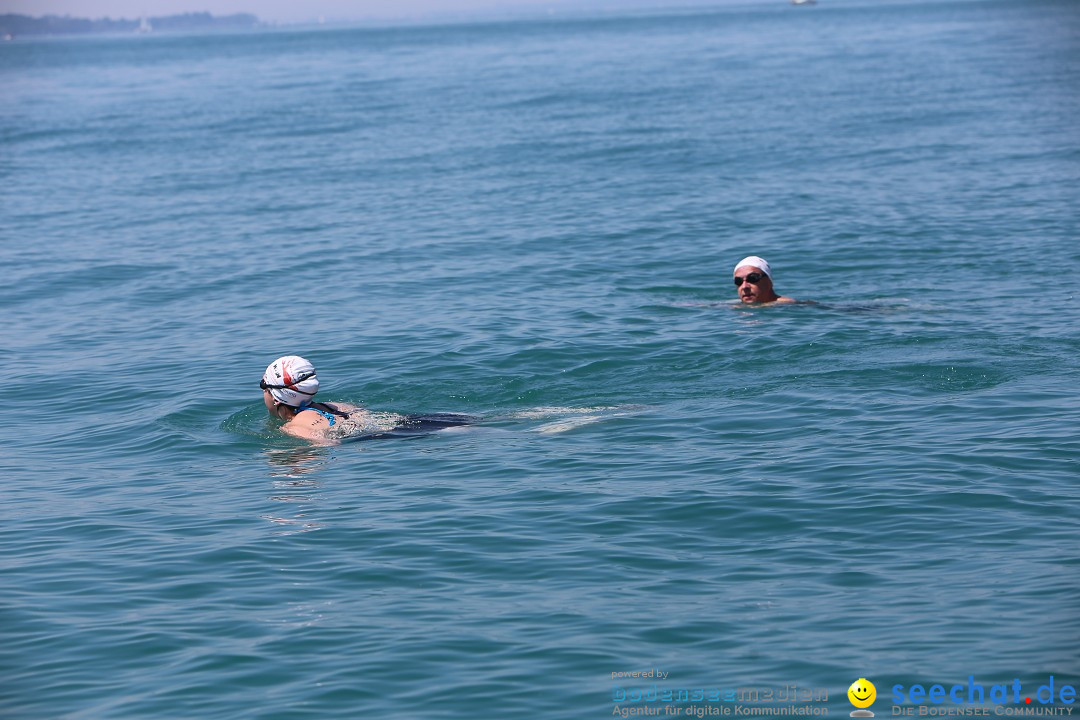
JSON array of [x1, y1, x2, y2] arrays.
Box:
[[282, 401, 361, 441], [282, 411, 331, 441]]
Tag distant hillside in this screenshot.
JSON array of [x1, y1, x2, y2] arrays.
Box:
[[0, 12, 260, 37]]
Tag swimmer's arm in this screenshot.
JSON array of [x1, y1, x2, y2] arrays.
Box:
[[281, 415, 333, 443], [280, 402, 361, 444]]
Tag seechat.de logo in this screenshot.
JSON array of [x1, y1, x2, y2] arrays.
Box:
[[849, 678, 877, 717]]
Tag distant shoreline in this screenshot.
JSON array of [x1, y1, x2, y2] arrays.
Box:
[[0, 12, 260, 38]]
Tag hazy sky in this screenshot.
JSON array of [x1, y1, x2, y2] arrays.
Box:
[[2, 0, 765, 24]]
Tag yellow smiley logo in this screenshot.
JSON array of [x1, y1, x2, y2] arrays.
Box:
[[848, 678, 877, 709]]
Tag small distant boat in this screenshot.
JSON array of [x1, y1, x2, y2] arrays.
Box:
[[791, 0, 817, 5], [2, 32, 13, 41], [136, 17, 153, 33]]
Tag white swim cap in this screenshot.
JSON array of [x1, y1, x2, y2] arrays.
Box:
[[261, 355, 320, 407], [734, 255, 772, 279]]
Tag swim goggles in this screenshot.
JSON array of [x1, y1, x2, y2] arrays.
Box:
[[259, 371, 317, 394], [733, 272, 765, 286]]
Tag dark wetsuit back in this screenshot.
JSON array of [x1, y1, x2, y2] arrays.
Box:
[[342, 413, 474, 442]]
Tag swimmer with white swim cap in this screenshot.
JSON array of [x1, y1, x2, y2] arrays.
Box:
[[260, 355, 473, 443], [732, 256, 796, 304], [260, 355, 357, 442]]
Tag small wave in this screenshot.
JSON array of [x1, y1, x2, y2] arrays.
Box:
[[508, 405, 645, 434], [509, 405, 632, 420], [535, 414, 623, 434], [220, 405, 282, 441]]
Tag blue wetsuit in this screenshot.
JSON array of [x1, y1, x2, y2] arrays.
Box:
[[295, 403, 341, 426]]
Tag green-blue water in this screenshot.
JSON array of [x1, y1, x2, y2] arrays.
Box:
[[3, 1, 1078, 717]]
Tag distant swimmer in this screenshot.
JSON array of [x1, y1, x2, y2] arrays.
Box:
[[260, 355, 472, 443], [732, 255, 797, 304]]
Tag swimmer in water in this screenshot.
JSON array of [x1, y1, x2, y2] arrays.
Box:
[[260, 355, 473, 443], [261, 355, 357, 442], [733, 255, 796, 304]]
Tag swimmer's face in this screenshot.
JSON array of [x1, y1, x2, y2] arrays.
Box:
[[263, 389, 277, 414], [734, 265, 777, 304]]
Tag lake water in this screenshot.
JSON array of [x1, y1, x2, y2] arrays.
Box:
[[2, 0, 1078, 717]]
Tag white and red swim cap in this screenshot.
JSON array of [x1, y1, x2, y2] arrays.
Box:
[[260, 355, 320, 407]]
